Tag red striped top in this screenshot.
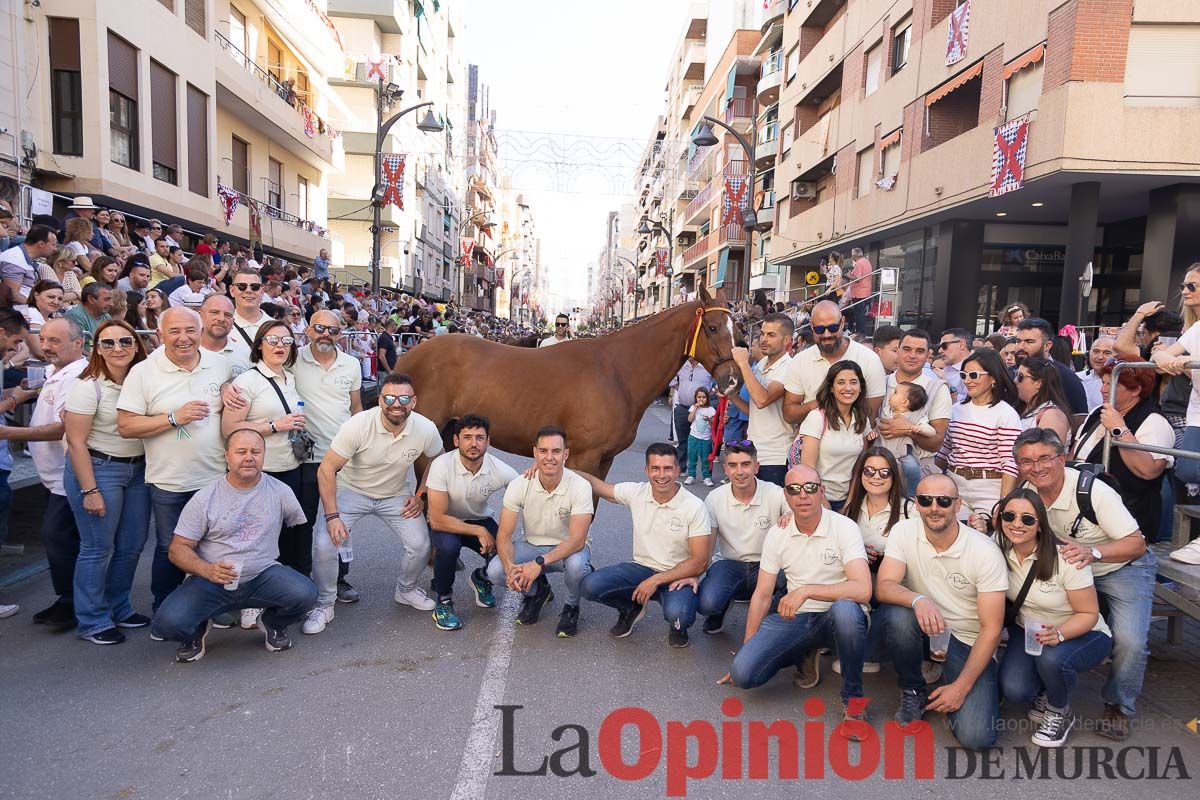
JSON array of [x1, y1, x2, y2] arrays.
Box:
[[937, 400, 1021, 476]]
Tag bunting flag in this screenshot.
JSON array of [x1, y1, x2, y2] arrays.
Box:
[[722, 175, 748, 227], [495, 265, 505, 288], [302, 107, 316, 138], [365, 55, 389, 81], [217, 184, 240, 226], [627, 276, 635, 294], [380, 154, 406, 209], [460, 238, 474, 266], [248, 200, 262, 253], [989, 113, 1031, 197], [655, 247, 669, 277], [946, 0, 970, 65]]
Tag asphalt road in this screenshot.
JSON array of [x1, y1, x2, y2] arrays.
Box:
[[2, 405, 1198, 800]]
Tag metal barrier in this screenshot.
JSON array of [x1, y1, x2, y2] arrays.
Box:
[[1103, 360, 1200, 470]]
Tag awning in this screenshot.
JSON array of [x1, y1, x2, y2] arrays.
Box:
[[925, 60, 983, 106], [1004, 43, 1045, 80], [754, 22, 783, 56], [878, 127, 902, 148], [715, 249, 730, 287]]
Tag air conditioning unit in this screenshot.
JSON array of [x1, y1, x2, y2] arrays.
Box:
[[792, 181, 817, 200]]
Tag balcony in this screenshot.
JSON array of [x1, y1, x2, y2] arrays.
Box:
[[797, 0, 844, 28], [717, 222, 746, 246], [757, 52, 783, 105], [683, 42, 706, 81], [684, 179, 717, 226], [724, 97, 756, 129], [757, 189, 776, 228], [762, 0, 786, 28], [755, 123, 779, 167], [794, 110, 838, 173], [682, 84, 703, 115], [682, 232, 712, 269]]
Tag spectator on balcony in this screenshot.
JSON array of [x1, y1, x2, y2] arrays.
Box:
[[62, 197, 112, 257], [843, 248, 874, 335], [314, 249, 330, 283]]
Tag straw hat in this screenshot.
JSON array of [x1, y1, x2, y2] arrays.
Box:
[[68, 196, 99, 210]]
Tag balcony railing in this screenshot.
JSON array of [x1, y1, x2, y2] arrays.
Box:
[[759, 122, 780, 145], [724, 159, 749, 178], [215, 31, 338, 140], [217, 181, 329, 238], [724, 97, 756, 123], [717, 222, 747, 245], [762, 51, 784, 78], [683, 232, 712, 266]]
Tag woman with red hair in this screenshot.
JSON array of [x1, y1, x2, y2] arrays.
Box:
[[1071, 356, 1173, 541]]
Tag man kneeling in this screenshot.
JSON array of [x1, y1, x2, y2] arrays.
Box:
[[151, 429, 317, 662]]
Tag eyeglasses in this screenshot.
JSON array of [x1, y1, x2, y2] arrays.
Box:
[[1181, 282, 1199, 293], [234, 283, 263, 292], [1016, 455, 1061, 470], [1015, 372, 1029, 383], [811, 323, 841, 334], [959, 370, 986, 381], [1000, 511, 1038, 527], [784, 482, 822, 496], [381, 394, 414, 407], [311, 323, 342, 336], [915, 494, 957, 509], [97, 337, 135, 350], [862, 466, 892, 479], [262, 335, 295, 346], [938, 340, 964, 350]]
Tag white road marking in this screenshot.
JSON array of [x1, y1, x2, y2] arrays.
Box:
[[449, 589, 522, 800]]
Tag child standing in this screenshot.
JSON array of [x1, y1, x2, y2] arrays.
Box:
[[880, 381, 935, 496], [686, 387, 716, 487]]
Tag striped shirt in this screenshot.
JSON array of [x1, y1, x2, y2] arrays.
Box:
[[937, 400, 1021, 476]]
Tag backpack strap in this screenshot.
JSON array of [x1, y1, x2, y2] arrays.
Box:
[[1071, 469, 1098, 538], [232, 322, 254, 348]]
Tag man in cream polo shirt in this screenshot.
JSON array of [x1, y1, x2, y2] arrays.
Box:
[[726, 313, 795, 487], [489, 425, 593, 637], [199, 294, 251, 378], [876, 473, 1008, 750], [724, 465, 871, 725], [425, 414, 520, 632], [306, 372, 442, 634], [579, 443, 713, 648], [118, 307, 234, 611], [229, 265, 273, 348], [782, 301, 886, 424], [696, 442, 788, 636]]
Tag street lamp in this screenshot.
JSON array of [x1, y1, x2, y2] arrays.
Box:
[[454, 210, 496, 309], [638, 217, 675, 309], [612, 254, 638, 323], [369, 82, 444, 294], [692, 115, 762, 302]]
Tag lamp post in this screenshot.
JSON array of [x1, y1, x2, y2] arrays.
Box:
[[692, 116, 761, 303], [638, 217, 674, 310], [369, 80, 444, 295]]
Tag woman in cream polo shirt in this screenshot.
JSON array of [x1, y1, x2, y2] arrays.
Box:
[[794, 360, 873, 509], [994, 488, 1113, 748]]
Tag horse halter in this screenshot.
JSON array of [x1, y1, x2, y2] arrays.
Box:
[[685, 306, 735, 374]]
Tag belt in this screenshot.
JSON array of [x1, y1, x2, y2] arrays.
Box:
[[950, 465, 1003, 481], [89, 448, 145, 464]]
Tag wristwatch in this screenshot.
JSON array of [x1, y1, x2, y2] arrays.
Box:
[[534, 555, 546, 568], [1110, 427, 1126, 438], [1056, 629, 1066, 643], [1090, 547, 1103, 562]]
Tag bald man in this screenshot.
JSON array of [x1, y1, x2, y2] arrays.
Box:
[[1078, 336, 1114, 412], [721, 465, 872, 729], [118, 306, 234, 611], [782, 301, 886, 425], [875, 473, 1007, 749]]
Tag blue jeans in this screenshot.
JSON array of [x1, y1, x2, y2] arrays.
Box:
[[757, 465, 787, 487], [0, 468, 10, 546], [696, 559, 784, 618], [148, 486, 198, 611], [686, 435, 712, 479], [730, 599, 868, 703], [581, 561, 698, 630], [999, 624, 1112, 709], [1093, 551, 1157, 715], [898, 451, 922, 499], [1176, 425, 1200, 484], [151, 563, 317, 642], [65, 457, 151, 638], [673, 405, 690, 461], [487, 540, 593, 606], [885, 604, 1000, 750], [431, 517, 497, 600], [42, 492, 80, 602]]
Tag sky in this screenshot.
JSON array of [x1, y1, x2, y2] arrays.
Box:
[[462, 0, 689, 307]]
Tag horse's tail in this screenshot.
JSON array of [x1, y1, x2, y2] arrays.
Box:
[[440, 417, 461, 452]]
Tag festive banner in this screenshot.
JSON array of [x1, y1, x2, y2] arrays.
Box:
[[946, 0, 970, 65], [217, 184, 240, 226], [989, 113, 1031, 197], [302, 107, 316, 138], [627, 276, 635, 294], [380, 154, 406, 209], [248, 200, 262, 253], [460, 238, 475, 266], [655, 247, 669, 277], [365, 55, 389, 81], [722, 175, 748, 227]]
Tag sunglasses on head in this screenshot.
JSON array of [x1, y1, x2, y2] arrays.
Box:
[[381, 394, 414, 407], [784, 482, 822, 496], [97, 336, 135, 350], [960, 370, 986, 381], [311, 323, 342, 336], [915, 494, 957, 509], [862, 466, 892, 479], [1182, 282, 1199, 293], [811, 323, 841, 335], [234, 282, 262, 292], [1000, 510, 1037, 527]]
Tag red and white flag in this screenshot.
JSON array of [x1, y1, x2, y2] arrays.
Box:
[[380, 154, 406, 209], [989, 114, 1031, 197], [946, 0, 971, 65]]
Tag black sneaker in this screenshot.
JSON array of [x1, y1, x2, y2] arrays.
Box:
[[517, 578, 553, 626], [83, 627, 126, 646], [257, 617, 293, 652], [609, 604, 647, 638], [175, 620, 212, 663], [555, 604, 580, 638], [703, 612, 725, 635], [895, 688, 927, 726], [336, 580, 361, 604], [668, 625, 690, 648], [116, 613, 151, 629], [32, 599, 75, 627]]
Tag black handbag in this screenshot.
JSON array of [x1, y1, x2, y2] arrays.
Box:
[[1003, 564, 1038, 629], [265, 374, 315, 462]]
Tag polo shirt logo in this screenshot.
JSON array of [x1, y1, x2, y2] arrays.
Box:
[[946, 572, 970, 590], [333, 376, 353, 390], [198, 381, 221, 397], [556, 506, 570, 519], [1036, 581, 1056, 594], [401, 448, 419, 460], [821, 547, 840, 566], [666, 516, 683, 532], [754, 516, 771, 529], [231, 366, 247, 377]]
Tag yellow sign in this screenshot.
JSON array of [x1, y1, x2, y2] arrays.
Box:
[[1188, 718, 1199, 735], [805, 270, 820, 286]]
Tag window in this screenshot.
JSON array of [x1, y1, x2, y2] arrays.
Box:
[[186, 84, 208, 196], [108, 32, 139, 170], [786, 45, 801, 84], [1124, 23, 1200, 105], [856, 147, 874, 198], [267, 40, 283, 84], [229, 7, 247, 62], [267, 158, 282, 209], [880, 139, 901, 178], [48, 18, 82, 157], [297, 176, 309, 220], [924, 69, 982, 151], [150, 61, 178, 185], [231, 135, 249, 194], [184, 0, 206, 37], [892, 17, 912, 75], [864, 42, 883, 96], [1005, 62, 1044, 120]]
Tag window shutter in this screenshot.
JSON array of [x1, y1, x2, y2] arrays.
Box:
[[231, 136, 249, 194], [150, 61, 177, 171], [856, 147, 874, 197], [157, 0, 174, 10], [1124, 24, 1200, 104], [865, 43, 883, 95], [187, 84, 208, 196], [1005, 62, 1043, 121], [48, 17, 80, 71], [107, 32, 138, 99], [184, 0, 206, 36]]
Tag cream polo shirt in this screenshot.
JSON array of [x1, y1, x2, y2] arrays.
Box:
[[883, 519, 1009, 647], [117, 347, 230, 493], [426, 450, 520, 520], [292, 344, 362, 462], [1030, 467, 1140, 577], [232, 309, 274, 346], [704, 479, 788, 562], [206, 337, 252, 379], [856, 498, 914, 552], [502, 469, 594, 547], [784, 339, 887, 402], [1005, 547, 1110, 637], [613, 482, 711, 573], [883, 371, 952, 460], [760, 509, 869, 613], [329, 408, 442, 499], [231, 363, 302, 473], [747, 353, 795, 466], [29, 358, 87, 495], [65, 376, 145, 459]]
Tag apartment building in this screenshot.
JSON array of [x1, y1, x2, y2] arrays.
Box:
[[22, 0, 342, 264], [763, 0, 1200, 334], [461, 63, 501, 313]]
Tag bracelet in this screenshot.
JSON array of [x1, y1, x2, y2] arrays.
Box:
[[81, 487, 100, 496], [911, 594, 926, 609], [167, 411, 179, 428], [324, 512, 340, 521]]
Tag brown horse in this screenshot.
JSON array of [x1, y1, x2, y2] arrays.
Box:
[[394, 287, 740, 479]]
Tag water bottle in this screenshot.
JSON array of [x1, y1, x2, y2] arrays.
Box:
[[288, 400, 304, 445]]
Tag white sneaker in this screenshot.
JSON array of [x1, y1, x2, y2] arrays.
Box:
[[301, 605, 335, 635], [1169, 538, 1200, 565], [394, 586, 436, 611], [240, 608, 262, 629], [703, 478, 714, 487], [0, 603, 18, 619], [684, 476, 695, 485]]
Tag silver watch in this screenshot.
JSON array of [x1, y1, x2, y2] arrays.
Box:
[[1090, 547, 1103, 562], [1110, 427, 1126, 438]]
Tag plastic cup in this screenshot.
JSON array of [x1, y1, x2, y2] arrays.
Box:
[[338, 541, 354, 563], [1024, 617, 1045, 656], [25, 364, 45, 389], [224, 560, 244, 591], [929, 628, 951, 662]]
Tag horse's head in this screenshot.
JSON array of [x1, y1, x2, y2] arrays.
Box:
[[689, 285, 742, 394]]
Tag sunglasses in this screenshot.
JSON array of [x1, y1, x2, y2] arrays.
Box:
[[381, 394, 414, 407], [97, 337, 135, 350], [862, 466, 892, 479], [959, 370, 986, 381], [811, 323, 841, 334], [1182, 282, 1199, 293], [784, 482, 822, 496], [1000, 510, 1037, 527], [938, 340, 964, 350], [150, 226, 162, 230], [915, 494, 957, 509], [311, 323, 342, 336], [555, 322, 568, 327], [262, 335, 295, 346], [726, 439, 753, 447], [234, 283, 263, 292]]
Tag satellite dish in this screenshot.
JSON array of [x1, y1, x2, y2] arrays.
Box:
[[1080, 261, 1094, 297]]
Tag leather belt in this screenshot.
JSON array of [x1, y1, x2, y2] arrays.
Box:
[[950, 465, 1004, 480], [88, 448, 145, 464]]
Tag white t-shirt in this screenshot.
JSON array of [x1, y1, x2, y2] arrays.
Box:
[[65, 376, 144, 459], [1073, 412, 1175, 468], [613, 482, 711, 572], [689, 405, 716, 439], [797, 409, 872, 502], [856, 497, 914, 552], [747, 353, 794, 466], [784, 339, 886, 403], [502, 469, 594, 547], [1177, 320, 1200, 427], [29, 358, 87, 495], [329, 408, 442, 499], [426, 451, 519, 521], [704, 479, 788, 562], [760, 509, 869, 613]]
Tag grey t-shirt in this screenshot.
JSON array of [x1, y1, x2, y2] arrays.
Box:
[[175, 474, 306, 581]]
